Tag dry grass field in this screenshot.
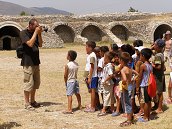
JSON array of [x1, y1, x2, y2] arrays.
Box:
[[0, 43, 172, 129]]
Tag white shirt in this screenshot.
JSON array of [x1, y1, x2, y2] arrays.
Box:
[[67, 61, 79, 82], [98, 57, 104, 77], [102, 63, 114, 85], [85, 52, 97, 77]]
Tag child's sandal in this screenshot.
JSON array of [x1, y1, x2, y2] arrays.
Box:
[[120, 121, 132, 127], [25, 104, 35, 111]]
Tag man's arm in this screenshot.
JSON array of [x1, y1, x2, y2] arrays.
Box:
[[26, 27, 42, 47], [38, 34, 43, 47]]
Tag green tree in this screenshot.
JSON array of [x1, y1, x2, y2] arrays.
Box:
[[128, 7, 138, 12], [20, 11, 26, 16]]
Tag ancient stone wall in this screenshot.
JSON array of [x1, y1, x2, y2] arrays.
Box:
[[0, 12, 172, 49]]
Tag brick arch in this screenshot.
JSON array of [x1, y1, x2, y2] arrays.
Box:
[[109, 22, 129, 41], [152, 23, 172, 41], [52, 22, 75, 43], [0, 21, 23, 50], [81, 23, 105, 42]]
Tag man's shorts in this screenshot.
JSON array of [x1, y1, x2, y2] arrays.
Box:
[[66, 81, 79, 96], [89, 77, 98, 89], [23, 66, 40, 92], [140, 86, 151, 103]]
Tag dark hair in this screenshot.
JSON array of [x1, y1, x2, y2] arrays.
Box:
[[68, 50, 77, 61], [141, 48, 152, 60], [94, 46, 100, 53], [86, 41, 96, 50], [120, 52, 131, 64], [100, 46, 109, 53], [111, 43, 119, 51], [133, 40, 143, 47], [105, 51, 114, 61], [29, 18, 38, 25], [121, 44, 135, 56]]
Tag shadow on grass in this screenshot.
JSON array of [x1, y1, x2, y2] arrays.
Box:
[[0, 122, 21, 129], [39, 102, 63, 107]]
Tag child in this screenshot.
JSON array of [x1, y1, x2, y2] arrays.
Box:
[[94, 46, 101, 109], [97, 52, 115, 116], [63, 50, 81, 114], [84, 41, 98, 113], [119, 52, 138, 127], [112, 52, 122, 116], [98, 46, 109, 103], [110, 43, 119, 53], [138, 48, 153, 122], [134, 47, 144, 116], [152, 39, 166, 113]]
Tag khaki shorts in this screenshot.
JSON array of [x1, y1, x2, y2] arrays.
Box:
[[164, 51, 172, 67], [103, 84, 115, 106], [23, 66, 40, 92]]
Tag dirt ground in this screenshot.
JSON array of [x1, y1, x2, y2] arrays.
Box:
[[0, 44, 172, 129]]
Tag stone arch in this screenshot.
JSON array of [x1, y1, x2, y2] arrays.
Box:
[[152, 23, 172, 41], [0, 21, 23, 50], [109, 23, 129, 41], [52, 22, 75, 43], [81, 23, 104, 42]]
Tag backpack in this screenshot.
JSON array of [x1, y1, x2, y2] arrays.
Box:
[[16, 44, 24, 59], [148, 71, 157, 97]]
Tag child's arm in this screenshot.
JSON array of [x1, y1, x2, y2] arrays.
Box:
[[137, 64, 145, 94], [104, 74, 113, 84], [88, 63, 94, 84], [64, 65, 68, 85], [121, 68, 127, 85]]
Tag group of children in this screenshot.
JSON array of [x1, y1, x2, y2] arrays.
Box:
[[63, 38, 169, 127]]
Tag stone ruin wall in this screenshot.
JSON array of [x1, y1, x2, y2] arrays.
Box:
[[0, 12, 172, 49]]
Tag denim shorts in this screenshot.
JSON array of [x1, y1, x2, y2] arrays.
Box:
[[122, 84, 133, 114], [66, 81, 79, 96]]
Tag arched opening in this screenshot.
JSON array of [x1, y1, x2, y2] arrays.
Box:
[[111, 25, 129, 40], [3, 37, 11, 50], [54, 25, 75, 43], [81, 25, 103, 42], [154, 24, 172, 41], [0, 25, 20, 50]]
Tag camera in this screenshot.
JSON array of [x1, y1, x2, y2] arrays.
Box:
[[41, 26, 48, 32]]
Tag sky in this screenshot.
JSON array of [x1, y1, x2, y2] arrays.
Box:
[[2, 0, 172, 14]]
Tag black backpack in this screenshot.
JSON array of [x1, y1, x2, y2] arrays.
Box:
[[16, 44, 24, 58]]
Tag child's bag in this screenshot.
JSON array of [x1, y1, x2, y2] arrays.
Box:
[[148, 72, 157, 97]]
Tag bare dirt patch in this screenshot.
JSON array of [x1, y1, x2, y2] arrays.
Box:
[[0, 44, 172, 129]]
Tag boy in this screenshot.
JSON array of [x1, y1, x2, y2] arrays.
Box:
[[97, 52, 115, 116], [119, 52, 138, 127], [63, 50, 81, 114], [84, 41, 98, 112], [98, 46, 109, 102], [138, 48, 153, 122], [152, 39, 166, 113]]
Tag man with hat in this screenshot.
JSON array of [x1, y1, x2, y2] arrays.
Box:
[[164, 31, 172, 104]]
